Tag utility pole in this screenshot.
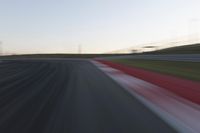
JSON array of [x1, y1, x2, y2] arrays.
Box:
[[0, 41, 2, 56], [78, 44, 82, 54]]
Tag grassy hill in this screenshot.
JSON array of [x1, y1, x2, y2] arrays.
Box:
[[109, 43, 200, 81], [147, 43, 200, 54], [1, 43, 200, 59]]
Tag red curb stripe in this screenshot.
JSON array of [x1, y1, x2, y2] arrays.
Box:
[[96, 60, 200, 105]]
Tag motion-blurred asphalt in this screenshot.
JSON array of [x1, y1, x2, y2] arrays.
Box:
[[101, 54, 200, 62], [0, 60, 177, 133]]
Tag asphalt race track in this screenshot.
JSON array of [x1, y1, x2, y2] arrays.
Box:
[[0, 59, 177, 133], [102, 54, 200, 62]]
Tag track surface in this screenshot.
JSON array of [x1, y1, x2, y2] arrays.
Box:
[[0, 60, 177, 133], [102, 54, 200, 62]]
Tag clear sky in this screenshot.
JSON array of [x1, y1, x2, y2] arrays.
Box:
[[0, 0, 200, 54]]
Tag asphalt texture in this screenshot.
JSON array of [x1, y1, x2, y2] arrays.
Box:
[[101, 54, 200, 62], [0, 59, 177, 133]]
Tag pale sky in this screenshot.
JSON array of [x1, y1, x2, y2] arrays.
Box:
[[0, 0, 200, 54]]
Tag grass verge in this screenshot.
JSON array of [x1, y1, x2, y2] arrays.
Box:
[[110, 59, 200, 81]]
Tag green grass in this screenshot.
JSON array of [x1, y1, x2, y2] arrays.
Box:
[[111, 59, 200, 81]]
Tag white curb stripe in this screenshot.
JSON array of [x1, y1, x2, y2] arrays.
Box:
[[92, 61, 200, 133]]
